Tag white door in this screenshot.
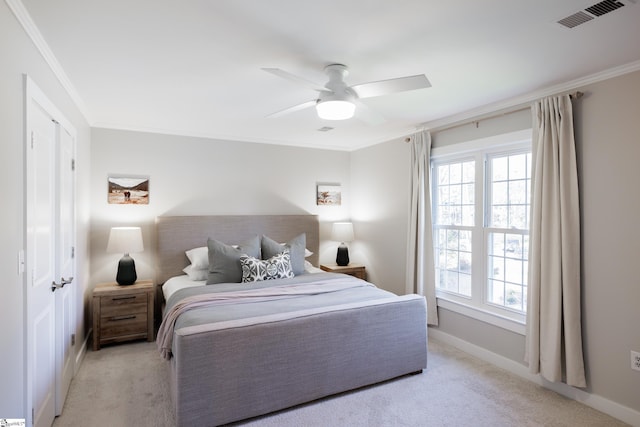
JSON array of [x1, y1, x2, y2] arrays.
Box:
[[55, 124, 76, 414], [26, 96, 57, 427], [26, 77, 76, 427]]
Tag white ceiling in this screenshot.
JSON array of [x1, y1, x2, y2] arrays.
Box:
[[17, 0, 640, 151]]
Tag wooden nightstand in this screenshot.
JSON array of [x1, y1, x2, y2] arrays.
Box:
[[320, 263, 366, 280], [92, 280, 155, 351]]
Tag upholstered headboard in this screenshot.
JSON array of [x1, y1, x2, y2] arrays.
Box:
[[155, 215, 320, 285]]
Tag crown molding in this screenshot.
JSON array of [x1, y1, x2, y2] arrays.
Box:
[[6, 0, 93, 124], [423, 59, 640, 132]]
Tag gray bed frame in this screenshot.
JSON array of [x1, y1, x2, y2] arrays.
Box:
[[156, 215, 428, 426]]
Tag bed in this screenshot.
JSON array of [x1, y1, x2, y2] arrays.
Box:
[[156, 215, 428, 426]]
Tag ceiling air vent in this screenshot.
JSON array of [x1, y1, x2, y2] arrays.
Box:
[[558, 11, 594, 28], [557, 0, 632, 29], [585, 0, 625, 16]]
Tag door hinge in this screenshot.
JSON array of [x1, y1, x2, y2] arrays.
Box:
[[71, 334, 76, 346], [71, 158, 75, 171], [30, 131, 34, 149], [71, 246, 75, 259], [32, 407, 35, 425]]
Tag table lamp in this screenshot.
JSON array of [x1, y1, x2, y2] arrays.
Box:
[[331, 222, 354, 266], [107, 226, 144, 286]]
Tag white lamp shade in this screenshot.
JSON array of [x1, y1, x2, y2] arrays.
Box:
[[107, 227, 144, 254], [331, 222, 354, 243], [316, 100, 355, 120]]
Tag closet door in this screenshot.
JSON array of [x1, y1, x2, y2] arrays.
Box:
[[25, 76, 76, 427]]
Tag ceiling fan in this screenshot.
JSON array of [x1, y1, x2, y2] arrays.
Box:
[[262, 64, 431, 123]]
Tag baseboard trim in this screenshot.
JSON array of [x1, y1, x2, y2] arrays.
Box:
[[74, 329, 90, 375], [428, 328, 640, 426]]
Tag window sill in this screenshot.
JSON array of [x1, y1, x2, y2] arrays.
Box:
[[436, 297, 526, 335]]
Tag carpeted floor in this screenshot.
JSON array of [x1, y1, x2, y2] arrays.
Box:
[[53, 338, 628, 426]]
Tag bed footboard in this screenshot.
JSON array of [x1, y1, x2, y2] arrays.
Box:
[[168, 294, 427, 426]]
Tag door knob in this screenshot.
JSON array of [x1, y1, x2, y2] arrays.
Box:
[[51, 277, 73, 292]]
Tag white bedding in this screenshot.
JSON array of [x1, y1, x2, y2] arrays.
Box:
[[162, 262, 324, 301], [162, 275, 206, 301]]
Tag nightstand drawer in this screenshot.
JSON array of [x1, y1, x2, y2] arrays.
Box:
[[100, 313, 148, 338], [100, 293, 147, 317]]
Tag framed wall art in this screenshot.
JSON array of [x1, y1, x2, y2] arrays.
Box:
[[108, 175, 150, 205], [316, 184, 341, 206]]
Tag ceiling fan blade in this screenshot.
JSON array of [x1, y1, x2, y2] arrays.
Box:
[[353, 100, 386, 126], [262, 68, 328, 92], [352, 74, 431, 99], [266, 100, 317, 118]]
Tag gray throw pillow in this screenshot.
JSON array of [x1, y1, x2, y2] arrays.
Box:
[[261, 233, 306, 276], [206, 235, 261, 284]]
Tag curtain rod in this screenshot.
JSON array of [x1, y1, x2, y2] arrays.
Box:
[[404, 91, 584, 142]]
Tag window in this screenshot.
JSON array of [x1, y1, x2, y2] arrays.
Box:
[[432, 132, 531, 329]]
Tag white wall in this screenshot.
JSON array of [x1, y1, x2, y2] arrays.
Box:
[[351, 70, 640, 418], [89, 128, 352, 287], [350, 136, 411, 294], [574, 70, 640, 413], [0, 2, 91, 418]]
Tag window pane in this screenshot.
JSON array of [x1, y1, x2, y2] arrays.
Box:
[[488, 280, 505, 304], [462, 206, 474, 226], [459, 230, 472, 251], [505, 283, 524, 311], [434, 225, 472, 298], [459, 251, 472, 273], [509, 154, 527, 180], [459, 273, 472, 296], [489, 256, 504, 280], [435, 159, 475, 227], [490, 233, 504, 257], [462, 183, 474, 204], [462, 161, 475, 183], [492, 156, 508, 181], [509, 205, 527, 229], [489, 152, 532, 231], [491, 206, 508, 228], [450, 185, 461, 204], [487, 231, 528, 310], [492, 182, 508, 205], [438, 165, 449, 185], [509, 180, 526, 204], [505, 258, 523, 284], [450, 163, 462, 184], [446, 230, 458, 250]]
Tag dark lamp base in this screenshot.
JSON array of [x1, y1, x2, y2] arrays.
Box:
[[336, 243, 350, 266], [116, 255, 137, 286]]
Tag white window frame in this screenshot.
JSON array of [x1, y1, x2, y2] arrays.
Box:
[[431, 129, 532, 335]]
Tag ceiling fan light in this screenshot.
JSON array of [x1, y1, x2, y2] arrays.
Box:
[[316, 100, 355, 120]]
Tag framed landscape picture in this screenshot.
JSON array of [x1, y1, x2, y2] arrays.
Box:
[[108, 175, 150, 205], [316, 184, 341, 206]]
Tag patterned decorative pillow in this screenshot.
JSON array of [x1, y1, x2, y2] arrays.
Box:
[[240, 250, 294, 283]]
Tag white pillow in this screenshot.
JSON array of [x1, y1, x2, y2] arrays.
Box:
[[183, 264, 208, 281], [304, 260, 323, 274], [185, 246, 208, 270], [279, 243, 313, 258]]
